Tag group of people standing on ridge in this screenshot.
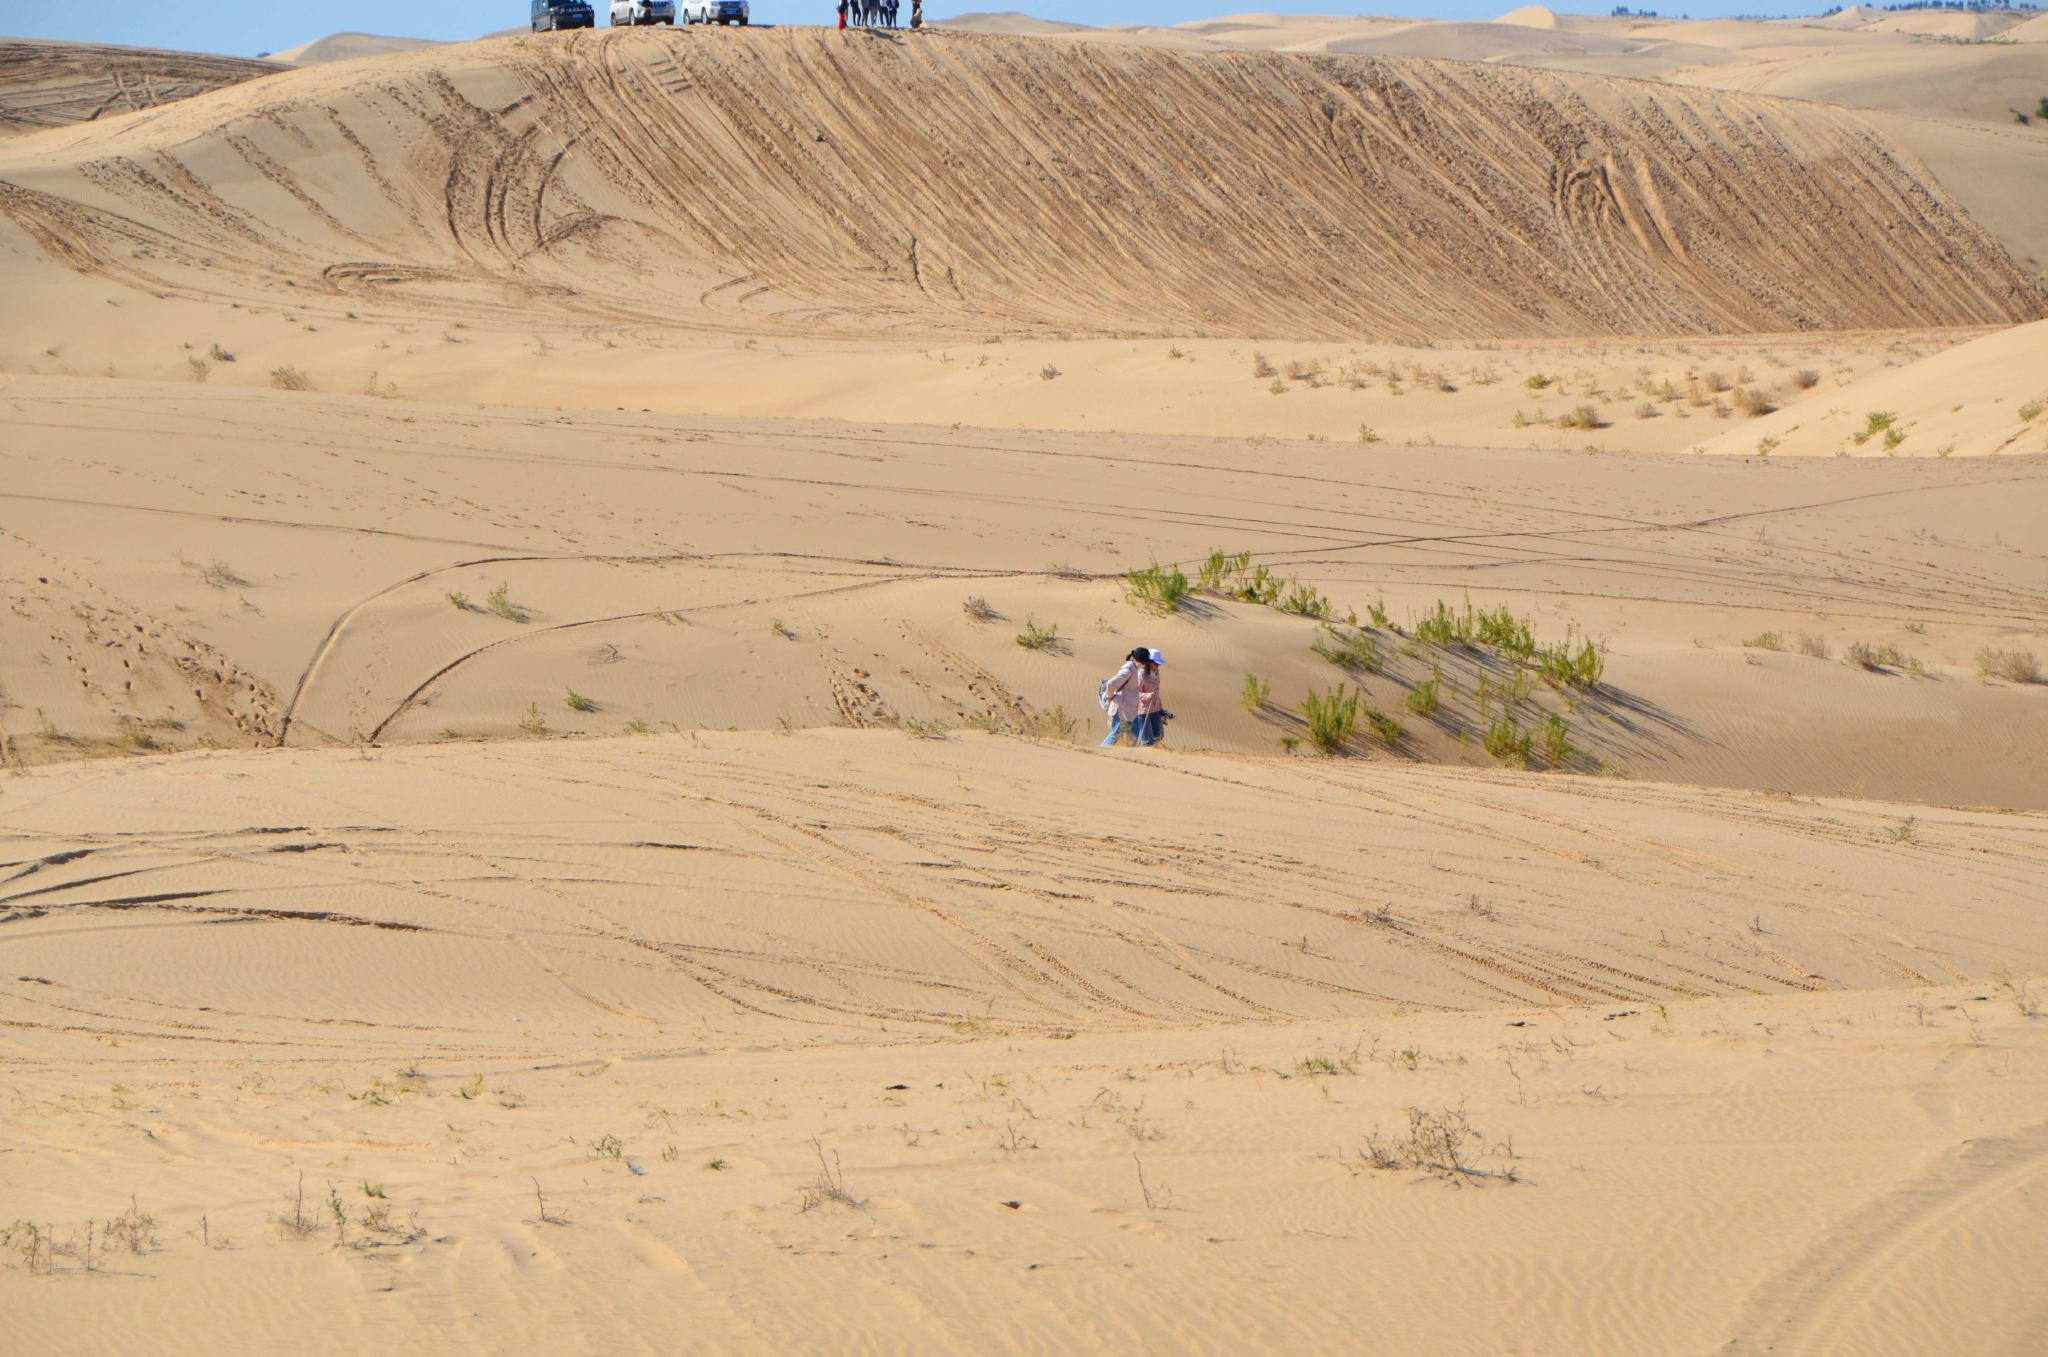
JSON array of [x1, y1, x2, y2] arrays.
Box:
[[838, 0, 918, 27]]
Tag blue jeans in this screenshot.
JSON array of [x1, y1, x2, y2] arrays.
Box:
[[1104, 712, 1164, 746]]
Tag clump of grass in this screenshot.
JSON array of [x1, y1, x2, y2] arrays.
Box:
[[1792, 368, 1820, 390], [589, 1133, 624, 1160], [1241, 674, 1270, 712], [1404, 667, 1441, 717], [446, 591, 472, 611], [1795, 633, 1831, 660], [1890, 817, 1917, 844], [1039, 364, 1061, 381], [1233, 564, 1284, 607], [1362, 1107, 1515, 1184], [1125, 561, 1193, 613], [208, 343, 235, 363], [1537, 627, 1603, 688], [1745, 631, 1785, 651], [1974, 648, 2041, 684], [1299, 684, 1361, 754], [1482, 713, 1532, 768], [1850, 411, 1897, 446], [2018, 399, 2044, 423], [1556, 404, 1602, 431], [1312, 624, 1380, 673], [1020, 706, 1080, 742], [1268, 378, 1286, 396], [1635, 402, 1659, 420], [1278, 580, 1331, 619], [565, 689, 596, 712], [1198, 549, 1250, 591], [901, 716, 950, 739], [624, 717, 651, 734], [1016, 616, 1060, 650], [1252, 353, 1276, 379], [962, 595, 998, 621], [1524, 373, 1553, 390], [516, 704, 547, 736], [1538, 711, 1573, 765], [487, 584, 527, 623], [187, 357, 210, 383], [1845, 641, 1912, 672], [1363, 705, 1404, 746], [33, 708, 62, 741], [269, 364, 313, 391], [1358, 424, 1381, 444]]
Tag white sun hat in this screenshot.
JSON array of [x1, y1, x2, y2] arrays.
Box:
[[1149, 649, 1164, 665]]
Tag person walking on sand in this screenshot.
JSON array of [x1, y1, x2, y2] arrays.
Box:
[[910, 0, 922, 27], [837, 0, 847, 28], [1100, 647, 1165, 747]]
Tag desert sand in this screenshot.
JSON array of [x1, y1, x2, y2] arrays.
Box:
[[2, 12, 2046, 1354]]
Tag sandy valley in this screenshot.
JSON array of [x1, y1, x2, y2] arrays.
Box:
[[2, 11, 2046, 1354]]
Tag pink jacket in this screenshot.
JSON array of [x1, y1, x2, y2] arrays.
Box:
[[1104, 661, 1161, 718]]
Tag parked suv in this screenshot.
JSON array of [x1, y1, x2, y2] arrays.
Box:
[[679, 0, 749, 23], [531, 0, 595, 28], [610, 0, 676, 22]]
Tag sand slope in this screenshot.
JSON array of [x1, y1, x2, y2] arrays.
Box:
[[1, 732, 2044, 1353], [1696, 316, 2048, 459], [0, 38, 284, 136], [0, 29, 2037, 340]]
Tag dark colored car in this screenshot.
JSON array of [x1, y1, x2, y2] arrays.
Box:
[[532, 0, 596, 30]]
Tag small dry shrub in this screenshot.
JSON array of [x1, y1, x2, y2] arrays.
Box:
[[1704, 370, 1730, 393], [1975, 648, 2041, 684], [1745, 631, 1785, 651], [1362, 1107, 1515, 1185], [962, 596, 998, 621], [1795, 633, 1831, 660], [269, 365, 313, 391], [1733, 387, 1775, 418], [1634, 402, 1659, 420], [1792, 368, 1820, 390], [1557, 405, 1602, 430], [1252, 352, 1276, 378], [103, 1198, 155, 1254]]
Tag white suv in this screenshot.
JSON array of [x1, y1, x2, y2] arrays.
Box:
[[679, 0, 749, 22], [610, 0, 676, 22]]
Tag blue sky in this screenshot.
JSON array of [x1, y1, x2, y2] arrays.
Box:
[[0, 0, 1857, 60]]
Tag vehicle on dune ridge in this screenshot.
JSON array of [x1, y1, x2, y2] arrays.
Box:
[[532, 0, 596, 28], [611, 0, 678, 23]]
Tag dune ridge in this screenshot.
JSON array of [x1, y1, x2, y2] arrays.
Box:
[[0, 28, 2039, 340]]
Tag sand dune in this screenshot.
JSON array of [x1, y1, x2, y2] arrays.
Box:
[[0, 29, 2036, 342], [0, 38, 283, 136], [4, 373, 2044, 809], [2, 732, 2045, 1353], [3, 16, 2048, 1352], [267, 32, 446, 65], [1695, 315, 2048, 460]]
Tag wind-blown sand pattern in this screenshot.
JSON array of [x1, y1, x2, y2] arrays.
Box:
[[0, 12, 2046, 1354], [0, 30, 2038, 338]]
